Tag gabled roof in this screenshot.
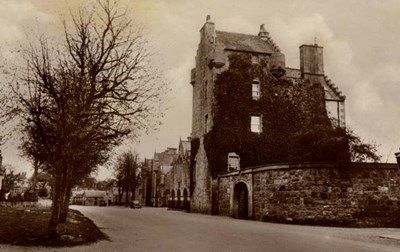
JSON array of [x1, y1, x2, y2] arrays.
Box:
[[215, 30, 278, 54], [181, 140, 191, 155]]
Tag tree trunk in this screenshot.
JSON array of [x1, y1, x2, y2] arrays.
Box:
[[58, 168, 71, 223], [31, 159, 39, 191], [59, 183, 72, 223], [125, 187, 129, 205], [48, 172, 62, 239]]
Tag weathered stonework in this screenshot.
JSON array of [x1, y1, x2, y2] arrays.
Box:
[[218, 163, 400, 227]]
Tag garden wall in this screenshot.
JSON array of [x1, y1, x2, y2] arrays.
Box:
[[218, 162, 400, 227]]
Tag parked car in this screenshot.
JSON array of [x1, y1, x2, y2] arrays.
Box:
[[129, 200, 141, 209]]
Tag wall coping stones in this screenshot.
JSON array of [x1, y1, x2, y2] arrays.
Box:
[[219, 162, 399, 178]]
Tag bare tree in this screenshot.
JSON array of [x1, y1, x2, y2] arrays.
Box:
[[9, 0, 165, 238], [114, 150, 141, 205]]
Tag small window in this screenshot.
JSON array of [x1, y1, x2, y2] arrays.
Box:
[[251, 55, 259, 64], [252, 79, 260, 100], [251, 115, 262, 133]]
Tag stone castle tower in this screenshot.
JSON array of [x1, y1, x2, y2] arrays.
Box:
[[189, 16, 345, 214]]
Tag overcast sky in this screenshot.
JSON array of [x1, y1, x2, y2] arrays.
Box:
[[1, 0, 400, 179]]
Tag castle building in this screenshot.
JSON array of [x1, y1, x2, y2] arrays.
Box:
[[189, 16, 346, 214]]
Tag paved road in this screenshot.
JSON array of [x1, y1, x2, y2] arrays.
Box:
[[2, 206, 400, 252]]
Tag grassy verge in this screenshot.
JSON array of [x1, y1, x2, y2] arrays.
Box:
[[0, 207, 108, 247]]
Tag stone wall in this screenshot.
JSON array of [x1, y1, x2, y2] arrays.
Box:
[[190, 139, 212, 214], [218, 163, 400, 227]]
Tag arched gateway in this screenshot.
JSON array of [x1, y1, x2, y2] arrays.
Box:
[[233, 182, 249, 219]]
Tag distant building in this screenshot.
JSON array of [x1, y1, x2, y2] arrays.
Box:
[[151, 148, 177, 207], [140, 158, 153, 206], [71, 190, 110, 206], [166, 137, 191, 210], [189, 16, 346, 214]]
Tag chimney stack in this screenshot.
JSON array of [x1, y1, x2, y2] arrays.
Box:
[[300, 44, 324, 76]]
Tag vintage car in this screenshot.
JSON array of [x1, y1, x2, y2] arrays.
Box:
[[129, 200, 141, 209]]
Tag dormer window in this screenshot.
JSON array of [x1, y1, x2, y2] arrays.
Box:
[[252, 79, 260, 100]]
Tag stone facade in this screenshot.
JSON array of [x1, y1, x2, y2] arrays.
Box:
[[151, 148, 177, 207], [189, 16, 346, 214], [218, 163, 400, 227], [166, 137, 191, 210]]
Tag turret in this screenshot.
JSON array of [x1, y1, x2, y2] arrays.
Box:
[[200, 15, 215, 44]]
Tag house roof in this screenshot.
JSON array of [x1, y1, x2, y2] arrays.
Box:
[[84, 190, 107, 198], [285, 68, 301, 79], [285, 68, 345, 101], [72, 191, 85, 197], [215, 30, 278, 54]]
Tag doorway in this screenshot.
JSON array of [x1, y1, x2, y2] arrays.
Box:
[[233, 182, 248, 219]]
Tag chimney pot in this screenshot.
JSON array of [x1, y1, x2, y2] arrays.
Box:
[[258, 24, 269, 40]]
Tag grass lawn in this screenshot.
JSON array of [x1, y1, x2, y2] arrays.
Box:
[[0, 207, 108, 247]]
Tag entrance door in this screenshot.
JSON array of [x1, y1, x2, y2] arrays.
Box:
[[234, 182, 248, 219]]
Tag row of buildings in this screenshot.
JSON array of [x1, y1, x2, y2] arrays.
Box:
[[140, 138, 191, 211]]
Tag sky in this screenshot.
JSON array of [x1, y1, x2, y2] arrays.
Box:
[[0, 0, 400, 179]]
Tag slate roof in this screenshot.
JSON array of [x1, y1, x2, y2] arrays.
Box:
[[215, 30, 277, 54], [285, 68, 301, 79]]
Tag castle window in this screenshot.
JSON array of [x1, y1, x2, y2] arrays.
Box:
[[252, 79, 260, 100], [250, 115, 262, 133]]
